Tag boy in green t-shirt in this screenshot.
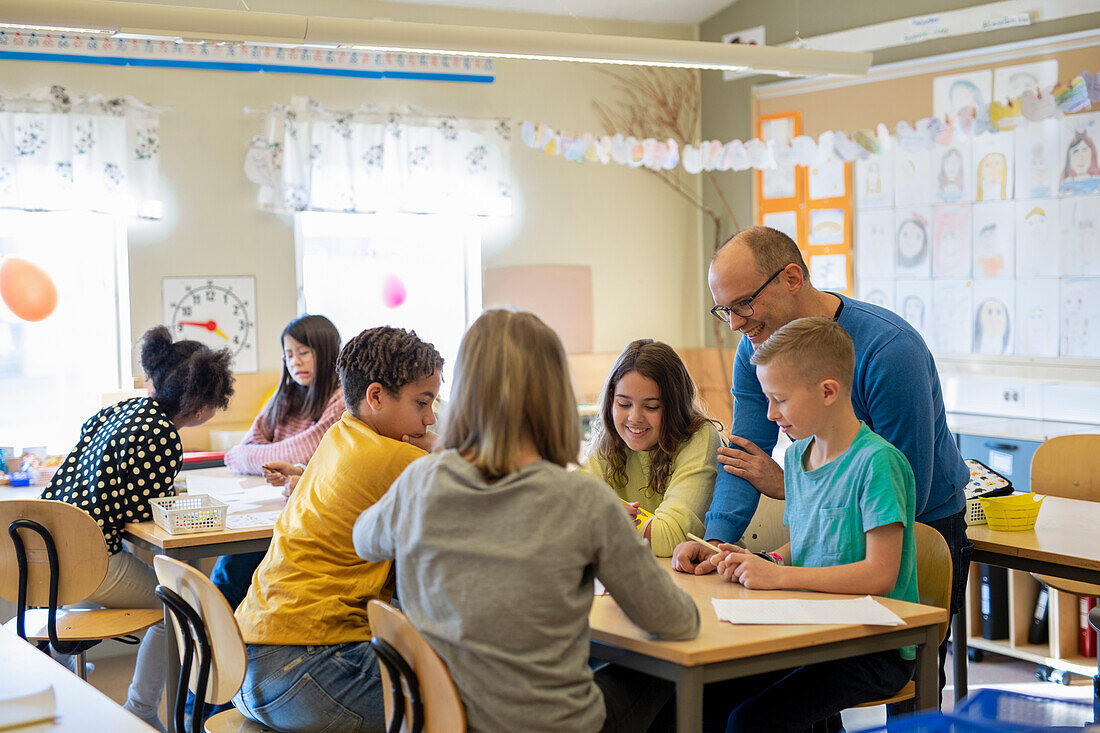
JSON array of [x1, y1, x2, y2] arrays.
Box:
[[706, 316, 918, 732]]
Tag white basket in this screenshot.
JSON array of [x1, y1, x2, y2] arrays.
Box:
[[149, 494, 227, 535], [966, 496, 988, 526]]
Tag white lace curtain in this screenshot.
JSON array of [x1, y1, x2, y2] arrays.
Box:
[[245, 97, 512, 217], [0, 86, 161, 218]]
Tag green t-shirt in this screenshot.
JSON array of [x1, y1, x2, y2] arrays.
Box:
[[783, 421, 918, 659]]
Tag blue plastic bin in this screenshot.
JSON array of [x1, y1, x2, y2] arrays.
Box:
[[852, 711, 1003, 733], [952, 689, 1094, 730]]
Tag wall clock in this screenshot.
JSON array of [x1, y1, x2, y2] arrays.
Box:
[[162, 277, 258, 373]]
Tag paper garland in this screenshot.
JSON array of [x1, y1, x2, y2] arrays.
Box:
[[523, 69, 1100, 173]]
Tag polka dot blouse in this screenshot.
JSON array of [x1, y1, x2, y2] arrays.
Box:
[[41, 397, 182, 555]]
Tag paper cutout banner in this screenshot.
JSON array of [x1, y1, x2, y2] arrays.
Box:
[[523, 69, 1099, 173]]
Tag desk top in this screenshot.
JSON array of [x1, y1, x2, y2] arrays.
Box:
[[0, 628, 157, 732], [967, 495, 1100, 574], [123, 467, 283, 551], [589, 560, 945, 668]]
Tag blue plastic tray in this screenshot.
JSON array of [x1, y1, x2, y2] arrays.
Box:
[[952, 688, 1094, 730], [852, 712, 1003, 733]]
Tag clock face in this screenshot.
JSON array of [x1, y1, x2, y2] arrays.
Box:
[[162, 277, 258, 373]]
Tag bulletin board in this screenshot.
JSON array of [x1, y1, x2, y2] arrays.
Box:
[[753, 33, 1100, 364], [756, 111, 854, 296]]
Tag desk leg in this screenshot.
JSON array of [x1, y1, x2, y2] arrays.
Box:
[[675, 666, 704, 733], [915, 625, 940, 712], [952, 607, 968, 701]]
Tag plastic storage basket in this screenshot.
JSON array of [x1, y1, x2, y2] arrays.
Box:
[[852, 711, 1003, 732], [952, 689, 1095, 730], [965, 497, 987, 526], [977, 493, 1044, 531], [149, 494, 227, 535]]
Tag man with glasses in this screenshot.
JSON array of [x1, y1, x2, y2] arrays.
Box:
[[673, 226, 969, 698]]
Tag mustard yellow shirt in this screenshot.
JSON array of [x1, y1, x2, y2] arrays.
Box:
[[235, 412, 425, 645], [580, 424, 720, 557]]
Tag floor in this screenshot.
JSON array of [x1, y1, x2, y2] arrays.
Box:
[[83, 641, 1094, 731]]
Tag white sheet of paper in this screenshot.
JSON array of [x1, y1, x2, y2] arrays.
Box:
[[225, 510, 283, 529], [185, 473, 264, 495], [711, 596, 904, 626]]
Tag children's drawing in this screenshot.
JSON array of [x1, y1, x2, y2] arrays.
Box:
[[858, 278, 894, 311], [972, 281, 1014, 355], [972, 202, 1015, 279], [855, 154, 893, 208], [1060, 277, 1100, 358], [809, 158, 846, 200], [763, 211, 799, 244], [932, 279, 973, 353], [809, 253, 848, 291], [763, 164, 797, 200], [1015, 201, 1060, 279], [1015, 280, 1059, 357], [895, 208, 932, 277], [894, 148, 932, 207], [1060, 196, 1100, 277], [934, 146, 969, 203], [809, 208, 845, 245], [932, 205, 972, 278], [1015, 119, 1060, 199], [856, 209, 894, 278], [933, 70, 992, 119], [895, 279, 933, 345], [1060, 113, 1100, 196], [993, 60, 1058, 103]]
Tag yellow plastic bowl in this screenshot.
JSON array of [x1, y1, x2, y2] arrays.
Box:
[[978, 492, 1044, 531]]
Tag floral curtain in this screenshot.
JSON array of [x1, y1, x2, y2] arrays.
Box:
[[0, 86, 161, 218], [245, 97, 512, 217]]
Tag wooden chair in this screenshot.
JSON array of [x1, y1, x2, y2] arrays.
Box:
[[1030, 435, 1100, 595], [851, 522, 953, 716], [151, 555, 271, 733], [367, 600, 465, 733], [0, 499, 163, 679]]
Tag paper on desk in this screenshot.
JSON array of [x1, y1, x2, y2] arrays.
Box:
[[225, 510, 283, 529], [0, 678, 55, 730], [186, 476, 283, 506], [711, 596, 905, 626]]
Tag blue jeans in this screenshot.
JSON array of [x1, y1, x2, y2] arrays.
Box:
[[209, 551, 265, 611], [922, 508, 973, 699], [233, 642, 385, 733]]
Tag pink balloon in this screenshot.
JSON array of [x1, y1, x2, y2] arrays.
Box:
[[381, 274, 407, 308]]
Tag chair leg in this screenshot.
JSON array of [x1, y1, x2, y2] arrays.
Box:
[[886, 699, 917, 720], [76, 650, 88, 681]]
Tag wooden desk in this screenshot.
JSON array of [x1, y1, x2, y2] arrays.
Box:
[[122, 467, 283, 562], [0, 627, 157, 732], [953, 495, 1100, 700], [589, 560, 946, 732]]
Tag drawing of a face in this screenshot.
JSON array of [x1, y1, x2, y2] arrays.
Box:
[[1031, 144, 1046, 181], [1070, 139, 1092, 177], [978, 225, 997, 255], [943, 150, 962, 180], [866, 290, 888, 307], [980, 154, 1005, 187], [949, 81, 981, 112], [975, 298, 1010, 354], [1024, 209, 1046, 242], [1025, 307, 1048, 351], [898, 219, 928, 268], [1008, 71, 1040, 100], [903, 296, 925, 330]]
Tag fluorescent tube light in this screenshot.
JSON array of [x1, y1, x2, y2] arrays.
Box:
[[0, 21, 114, 35]]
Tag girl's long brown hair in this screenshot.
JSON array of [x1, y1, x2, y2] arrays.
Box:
[[441, 309, 579, 480], [593, 340, 719, 496]]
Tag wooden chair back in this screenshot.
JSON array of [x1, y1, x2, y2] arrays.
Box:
[[0, 499, 108, 607], [367, 600, 465, 733], [153, 555, 247, 706], [1031, 434, 1100, 502], [914, 522, 953, 643]]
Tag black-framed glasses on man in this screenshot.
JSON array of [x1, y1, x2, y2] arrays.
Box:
[[709, 267, 786, 323]]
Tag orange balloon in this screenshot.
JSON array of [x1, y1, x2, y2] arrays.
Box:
[[0, 256, 58, 322]]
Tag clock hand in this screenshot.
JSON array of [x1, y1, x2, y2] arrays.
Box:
[[178, 320, 230, 340]]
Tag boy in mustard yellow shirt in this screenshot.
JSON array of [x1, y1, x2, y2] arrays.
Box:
[[233, 326, 443, 733]]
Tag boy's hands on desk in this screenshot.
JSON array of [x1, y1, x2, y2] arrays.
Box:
[[715, 546, 784, 590], [717, 435, 785, 499], [672, 541, 719, 575]]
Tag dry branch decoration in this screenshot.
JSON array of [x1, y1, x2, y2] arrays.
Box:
[[593, 66, 739, 420]]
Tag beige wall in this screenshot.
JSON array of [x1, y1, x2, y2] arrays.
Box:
[[0, 1, 707, 380]]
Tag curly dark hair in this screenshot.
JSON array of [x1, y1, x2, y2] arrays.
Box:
[[337, 326, 443, 416], [140, 325, 235, 420]]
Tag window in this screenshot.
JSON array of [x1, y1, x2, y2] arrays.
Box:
[[0, 211, 130, 453], [294, 212, 482, 399]]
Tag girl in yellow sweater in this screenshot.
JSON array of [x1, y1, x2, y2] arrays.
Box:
[[581, 339, 722, 557]]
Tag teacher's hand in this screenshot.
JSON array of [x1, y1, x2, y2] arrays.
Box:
[[671, 540, 719, 575], [717, 435, 785, 499]]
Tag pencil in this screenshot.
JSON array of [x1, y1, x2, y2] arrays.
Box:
[[686, 532, 722, 554]]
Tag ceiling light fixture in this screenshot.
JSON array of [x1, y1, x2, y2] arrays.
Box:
[[0, 0, 872, 77]]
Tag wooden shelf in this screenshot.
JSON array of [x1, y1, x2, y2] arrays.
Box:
[[965, 637, 1098, 677]]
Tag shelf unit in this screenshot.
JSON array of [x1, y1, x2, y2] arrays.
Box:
[[963, 564, 1099, 679]]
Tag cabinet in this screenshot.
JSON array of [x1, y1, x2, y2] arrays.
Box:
[[956, 434, 1040, 492], [963, 565, 1098, 680]]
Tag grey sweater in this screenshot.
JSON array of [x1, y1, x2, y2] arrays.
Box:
[[353, 449, 699, 733]]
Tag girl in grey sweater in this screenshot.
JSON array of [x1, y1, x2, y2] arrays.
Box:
[[354, 309, 699, 733]]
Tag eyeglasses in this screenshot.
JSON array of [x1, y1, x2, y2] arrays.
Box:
[[709, 267, 785, 323]]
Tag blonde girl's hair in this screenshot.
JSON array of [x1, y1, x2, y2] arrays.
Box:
[[441, 309, 579, 480], [593, 340, 720, 496]]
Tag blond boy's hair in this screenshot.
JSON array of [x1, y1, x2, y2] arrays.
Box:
[[441, 309, 580, 480], [749, 316, 855, 391]]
